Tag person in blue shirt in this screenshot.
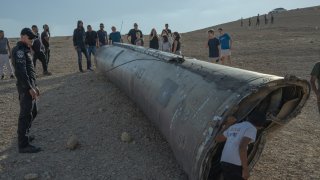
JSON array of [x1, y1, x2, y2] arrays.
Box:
[[109, 26, 122, 45], [218, 28, 233, 66]]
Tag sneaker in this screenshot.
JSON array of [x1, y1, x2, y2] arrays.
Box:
[[1, 75, 4, 80], [87, 68, 94, 71], [10, 75, 15, 79], [43, 71, 52, 76], [80, 69, 84, 73], [19, 144, 42, 153]]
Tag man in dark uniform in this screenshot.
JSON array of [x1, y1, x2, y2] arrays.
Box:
[[11, 28, 41, 153]]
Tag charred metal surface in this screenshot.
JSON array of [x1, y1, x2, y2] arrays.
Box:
[[95, 43, 310, 180]]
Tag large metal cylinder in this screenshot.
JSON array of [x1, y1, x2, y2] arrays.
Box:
[[95, 43, 310, 180]]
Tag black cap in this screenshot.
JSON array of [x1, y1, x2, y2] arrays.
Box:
[[134, 23, 138, 26], [21, 28, 36, 39]]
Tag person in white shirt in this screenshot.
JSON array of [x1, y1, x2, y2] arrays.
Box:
[[215, 111, 266, 180]]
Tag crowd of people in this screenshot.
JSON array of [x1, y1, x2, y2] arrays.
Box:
[[72, 21, 184, 72], [242, 13, 275, 28], [71, 20, 234, 73]]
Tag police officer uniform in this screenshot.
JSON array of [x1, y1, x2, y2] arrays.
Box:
[[11, 28, 41, 153]]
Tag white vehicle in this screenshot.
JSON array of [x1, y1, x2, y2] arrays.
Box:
[[269, 8, 287, 14]]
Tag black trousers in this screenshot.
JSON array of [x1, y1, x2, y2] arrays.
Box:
[[45, 47, 50, 65], [76, 46, 91, 71], [33, 52, 48, 72], [221, 162, 244, 180], [17, 88, 37, 148]]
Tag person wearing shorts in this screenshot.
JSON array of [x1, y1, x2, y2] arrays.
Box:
[[218, 28, 233, 66]]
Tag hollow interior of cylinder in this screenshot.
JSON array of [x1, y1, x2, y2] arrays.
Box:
[[205, 85, 304, 180]]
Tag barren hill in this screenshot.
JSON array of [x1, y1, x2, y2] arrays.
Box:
[[0, 6, 320, 180]]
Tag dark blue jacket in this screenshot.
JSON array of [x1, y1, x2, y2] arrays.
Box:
[[11, 42, 37, 91], [73, 27, 86, 47]]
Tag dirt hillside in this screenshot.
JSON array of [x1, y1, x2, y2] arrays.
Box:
[[0, 6, 320, 180]]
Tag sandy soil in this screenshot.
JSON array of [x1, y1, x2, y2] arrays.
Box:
[[1, 6, 320, 180]]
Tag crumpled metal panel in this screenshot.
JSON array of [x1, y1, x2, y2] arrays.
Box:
[[95, 43, 310, 180]]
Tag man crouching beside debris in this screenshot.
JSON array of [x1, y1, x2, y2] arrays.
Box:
[[215, 112, 266, 180], [12, 28, 41, 153]]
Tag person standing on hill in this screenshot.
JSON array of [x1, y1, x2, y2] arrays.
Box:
[[164, 23, 172, 37], [41, 24, 50, 67], [97, 23, 108, 46], [31, 25, 51, 75], [85, 25, 98, 68], [109, 26, 122, 44], [172, 32, 181, 55], [218, 28, 232, 65], [256, 14, 260, 27], [127, 23, 143, 45], [248, 18, 251, 27], [206, 29, 220, 63], [240, 18, 243, 27], [271, 14, 274, 24], [73, 20, 91, 72], [11, 28, 41, 153], [0, 30, 14, 79], [264, 14, 268, 25], [310, 62, 320, 114], [215, 112, 266, 180], [149, 28, 159, 49]]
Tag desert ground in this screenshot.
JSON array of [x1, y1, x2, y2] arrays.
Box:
[[1, 6, 320, 180]]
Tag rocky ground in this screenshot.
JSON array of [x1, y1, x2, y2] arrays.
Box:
[[1, 6, 320, 180]]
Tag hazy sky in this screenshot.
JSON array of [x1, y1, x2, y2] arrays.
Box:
[[0, 0, 319, 37]]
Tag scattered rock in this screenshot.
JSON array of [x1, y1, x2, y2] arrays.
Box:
[[24, 173, 39, 180], [121, 132, 132, 143], [66, 135, 79, 150], [310, 40, 314, 43], [98, 108, 104, 112]]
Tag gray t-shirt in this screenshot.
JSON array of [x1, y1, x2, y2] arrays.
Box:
[[0, 38, 8, 54]]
